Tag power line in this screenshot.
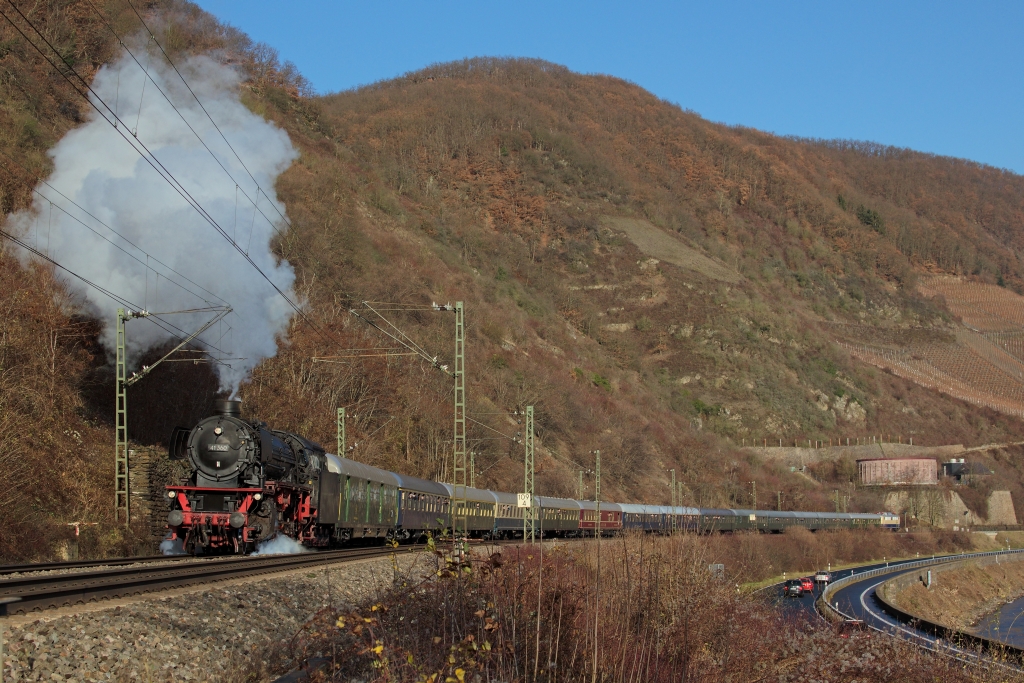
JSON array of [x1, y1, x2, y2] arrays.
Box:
[[0, 1, 332, 347], [313, 353, 418, 362], [348, 307, 451, 374], [466, 415, 520, 442], [361, 301, 437, 361], [83, 0, 291, 241], [0, 227, 232, 363], [121, 0, 293, 231], [0, 150, 227, 308]]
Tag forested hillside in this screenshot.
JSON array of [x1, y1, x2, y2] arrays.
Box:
[[2, 0, 1024, 560]]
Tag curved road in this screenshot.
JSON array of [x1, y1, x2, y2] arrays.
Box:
[[827, 563, 947, 649], [774, 552, 1022, 668], [773, 558, 926, 616]]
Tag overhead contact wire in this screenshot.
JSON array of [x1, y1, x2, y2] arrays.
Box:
[[348, 309, 451, 374], [0, 150, 229, 307], [85, 0, 292, 239], [0, 228, 232, 363], [0, 2, 333, 347], [465, 416, 520, 442], [125, 0, 293, 229], [361, 301, 436, 361]]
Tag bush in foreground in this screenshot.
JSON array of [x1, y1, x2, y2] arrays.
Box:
[[256, 534, 1018, 682]]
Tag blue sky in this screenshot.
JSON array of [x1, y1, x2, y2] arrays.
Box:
[[195, 1, 1023, 174]]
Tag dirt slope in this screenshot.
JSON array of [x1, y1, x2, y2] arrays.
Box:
[[2, 1, 1024, 560]]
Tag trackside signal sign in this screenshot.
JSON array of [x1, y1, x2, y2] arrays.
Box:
[[517, 493, 532, 508]]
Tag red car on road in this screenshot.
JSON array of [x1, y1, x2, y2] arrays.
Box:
[[800, 577, 814, 593]]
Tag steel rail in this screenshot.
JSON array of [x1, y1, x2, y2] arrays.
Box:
[[0, 545, 417, 616], [0, 554, 195, 577]]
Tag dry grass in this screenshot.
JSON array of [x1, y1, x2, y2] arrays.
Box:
[[685, 526, 980, 585], [889, 556, 1024, 631], [251, 533, 1019, 683], [5, 1, 1024, 560]]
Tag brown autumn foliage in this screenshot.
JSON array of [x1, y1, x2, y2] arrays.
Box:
[[2, 1, 1024, 559], [256, 534, 1018, 682]]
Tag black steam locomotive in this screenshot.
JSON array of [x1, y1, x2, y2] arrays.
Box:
[[166, 399, 337, 554], [164, 401, 900, 555]]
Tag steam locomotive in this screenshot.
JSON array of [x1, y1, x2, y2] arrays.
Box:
[[165, 400, 900, 555]]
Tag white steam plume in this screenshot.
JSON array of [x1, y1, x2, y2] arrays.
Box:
[[7, 50, 298, 394], [252, 534, 307, 555], [159, 534, 185, 556]]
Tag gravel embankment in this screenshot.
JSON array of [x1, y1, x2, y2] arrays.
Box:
[[2, 552, 432, 682]]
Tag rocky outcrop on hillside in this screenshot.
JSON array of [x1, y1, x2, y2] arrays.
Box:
[[4, 1, 1024, 560], [884, 489, 1017, 528]]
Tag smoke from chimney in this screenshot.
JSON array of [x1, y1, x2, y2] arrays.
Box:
[[7, 48, 299, 395]]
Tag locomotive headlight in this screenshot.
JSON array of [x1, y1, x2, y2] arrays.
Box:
[[229, 512, 246, 528], [253, 493, 263, 501], [167, 490, 176, 499], [167, 510, 184, 527]]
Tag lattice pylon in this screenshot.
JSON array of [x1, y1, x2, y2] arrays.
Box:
[[524, 405, 535, 542], [452, 302, 467, 543], [115, 308, 129, 526], [337, 407, 346, 457], [670, 468, 677, 533]]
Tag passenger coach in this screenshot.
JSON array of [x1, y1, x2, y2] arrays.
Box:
[[164, 401, 906, 554]]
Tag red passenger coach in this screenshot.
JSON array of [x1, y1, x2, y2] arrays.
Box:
[[578, 501, 622, 535], [164, 401, 903, 556]]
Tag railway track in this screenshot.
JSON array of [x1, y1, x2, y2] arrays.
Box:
[[0, 554, 194, 577], [0, 545, 418, 616]]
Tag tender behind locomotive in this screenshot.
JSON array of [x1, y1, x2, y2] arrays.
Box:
[[165, 403, 901, 554]]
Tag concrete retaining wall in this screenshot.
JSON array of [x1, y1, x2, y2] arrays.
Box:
[[988, 491, 1018, 526], [742, 443, 964, 469], [883, 489, 1018, 528]]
